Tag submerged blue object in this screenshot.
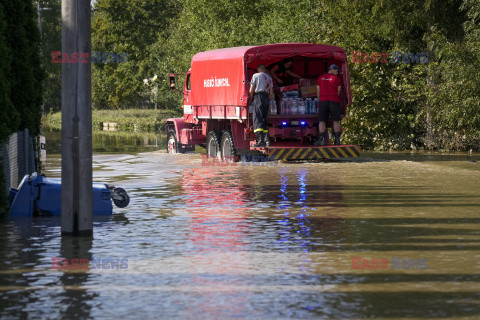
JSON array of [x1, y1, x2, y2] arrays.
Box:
[[9, 173, 128, 217]]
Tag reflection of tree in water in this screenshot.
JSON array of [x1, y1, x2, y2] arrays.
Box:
[[44, 130, 165, 154], [0, 219, 96, 319], [92, 132, 165, 153]]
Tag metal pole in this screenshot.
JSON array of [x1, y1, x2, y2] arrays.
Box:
[[37, 2, 52, 41], [155, 83, 158, 110], [37, 2, 42, 38], [61, 0, 93, 236]]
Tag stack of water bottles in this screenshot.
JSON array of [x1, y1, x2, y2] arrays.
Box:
[[278, 91, 319, 115], [305, 98, 320, 114], [269, 99, 277, 115]]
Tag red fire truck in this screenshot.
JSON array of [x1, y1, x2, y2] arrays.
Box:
[[166, 43, 360, 161]]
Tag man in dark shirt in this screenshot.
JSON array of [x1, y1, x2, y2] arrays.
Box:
[[267, 58, 302, 85], [315, 64, 342, 146]]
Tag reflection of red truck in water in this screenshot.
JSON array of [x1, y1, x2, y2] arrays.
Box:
[[166, 43, 361, 161]]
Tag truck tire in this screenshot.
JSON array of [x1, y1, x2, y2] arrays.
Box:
[[221, 131, 237, 162], [206, 130, 222, 159], [167, 129, 180, 153]]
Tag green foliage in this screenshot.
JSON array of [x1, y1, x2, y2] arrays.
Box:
[[0, 2, 19, 142], [40, 0, 62, 112], [342, 63, 425, 150], [91, 0, 180, 109], [419, 0, 480, 150], [0, 1, 45, 216], [0, 0, 44, 137], [304, 0, 478, 150]]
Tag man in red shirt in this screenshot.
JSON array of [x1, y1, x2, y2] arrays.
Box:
[[315, 64, 342, 146]]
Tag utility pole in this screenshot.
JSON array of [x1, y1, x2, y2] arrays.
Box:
[[61, 0, 93, 236], [153, 75, 158, 110]]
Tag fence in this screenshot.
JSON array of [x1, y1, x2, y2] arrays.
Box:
[[0, 129, 38, 191]]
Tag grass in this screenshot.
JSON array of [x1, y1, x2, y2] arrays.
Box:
[[42, 109, 182, 132]]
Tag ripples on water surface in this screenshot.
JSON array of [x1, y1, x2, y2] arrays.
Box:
[[1, 146, 480, 319]]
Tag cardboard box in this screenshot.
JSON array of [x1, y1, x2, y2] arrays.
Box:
[[301, 85, 317, 97], [278, 84, 299, 92], [299, 79, 312, 87]]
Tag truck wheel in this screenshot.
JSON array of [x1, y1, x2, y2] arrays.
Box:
[[167, 129, 180, 153], [206, 131, 222, 159], [221, 131, 237, 162]]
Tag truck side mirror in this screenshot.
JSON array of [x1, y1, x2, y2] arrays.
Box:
[[169, 73, 175, 90]]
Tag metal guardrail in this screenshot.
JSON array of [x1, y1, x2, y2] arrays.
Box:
[[0, 129, 39, 191]]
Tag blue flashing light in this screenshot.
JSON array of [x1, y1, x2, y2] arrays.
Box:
[[281, 121, 288, 126], [300, 121, 306, 126]]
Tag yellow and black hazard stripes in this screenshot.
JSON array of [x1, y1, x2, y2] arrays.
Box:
[[268, 145, 360, 160]]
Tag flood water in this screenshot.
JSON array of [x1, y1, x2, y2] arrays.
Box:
[[1, 132, 480, 319]]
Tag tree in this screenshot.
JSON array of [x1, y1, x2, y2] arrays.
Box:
[[0, 0, 44, 136], [0, 0, 44, 216], [40, 0, 62, 112], [421, 0, 480, 150], [304, 0, 467, 149], [91, 0, 180, 109], [0, 2, 18, 141]]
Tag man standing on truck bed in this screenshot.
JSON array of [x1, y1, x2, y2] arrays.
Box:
[[315, 64, 342, 146], [267, 58, 302, 85], [249, 64, 274, 147]]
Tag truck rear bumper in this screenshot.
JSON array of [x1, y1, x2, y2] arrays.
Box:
[[259, 144, 361, 160]]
